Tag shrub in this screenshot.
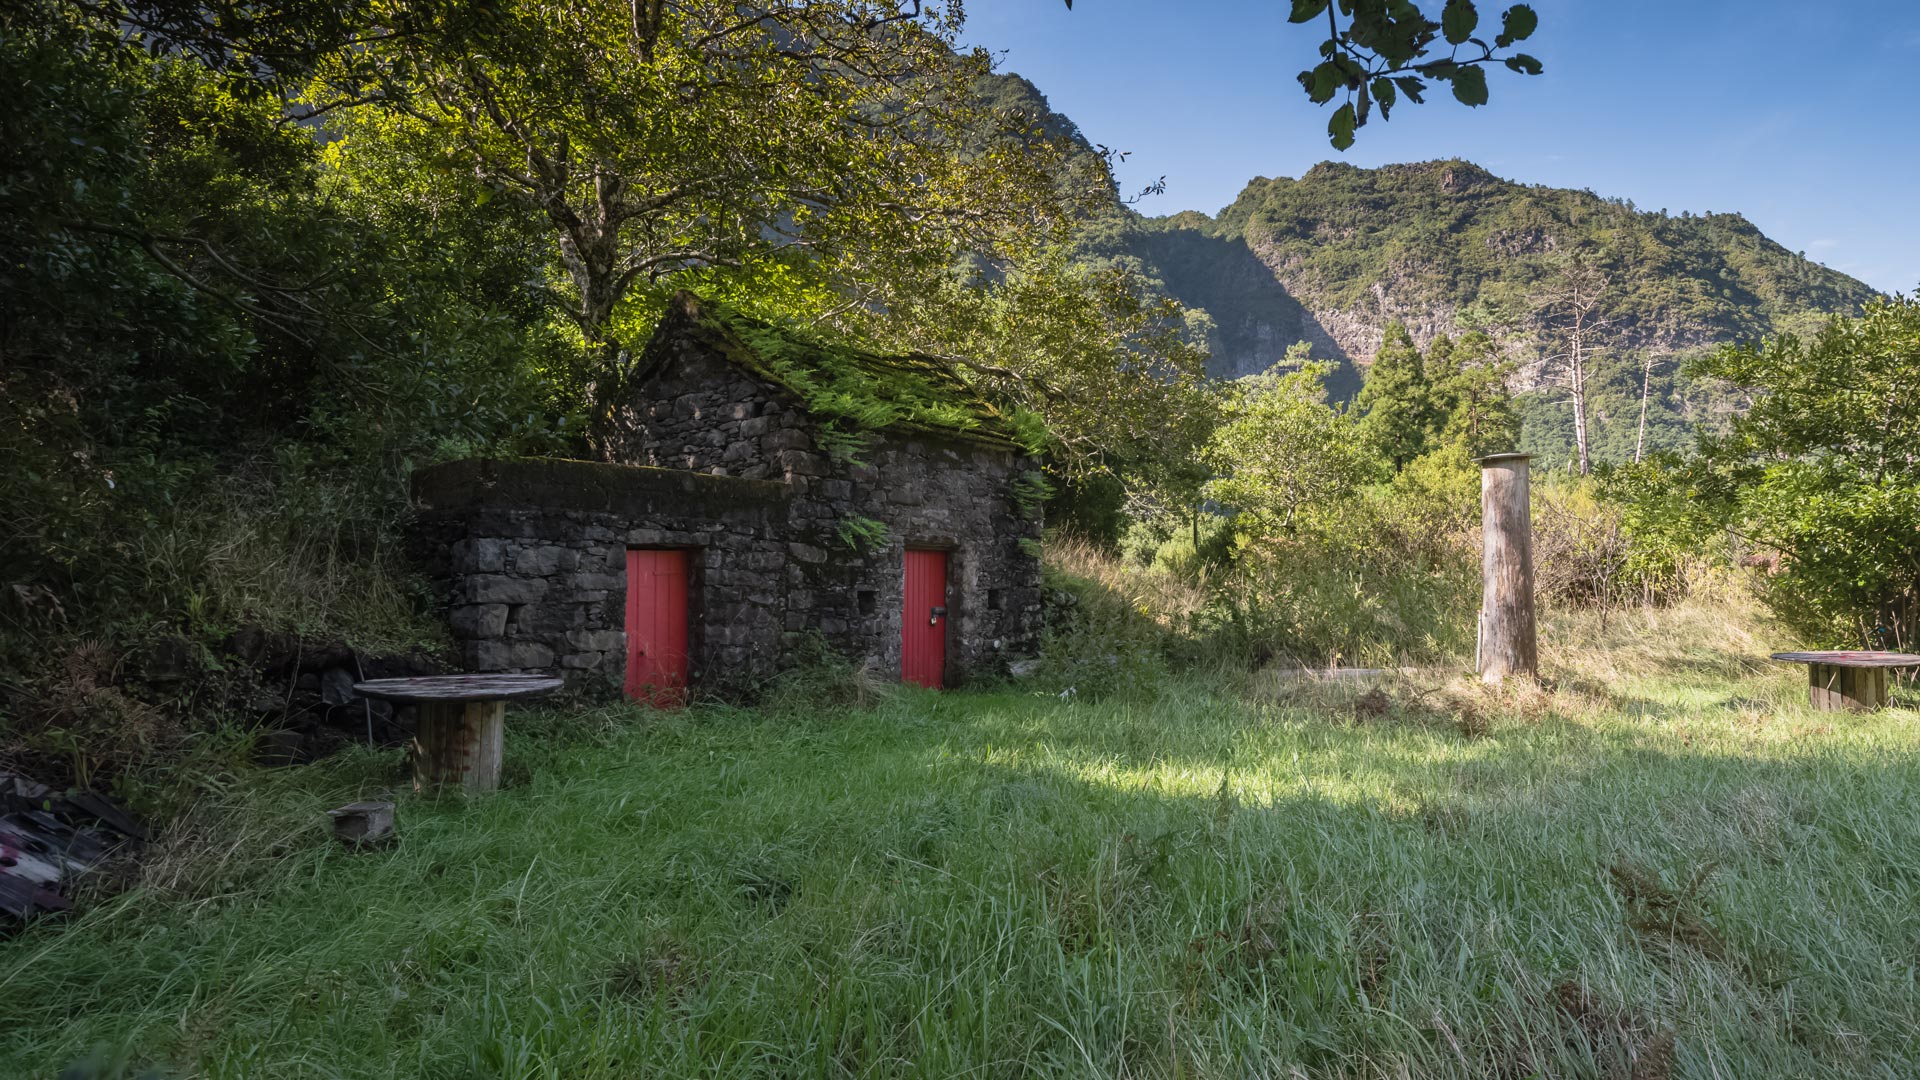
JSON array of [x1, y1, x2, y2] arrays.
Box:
[[1210, 509, 1478, 669], [1038, 533, 1190, 696], [1600, 298, 1920, 647]]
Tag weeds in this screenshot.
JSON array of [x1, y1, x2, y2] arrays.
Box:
[[606, 938, 704, 1005], [1606, 858, 1729, 963], [4, 641, 178, 790], [3, 603, 1916, 1078]]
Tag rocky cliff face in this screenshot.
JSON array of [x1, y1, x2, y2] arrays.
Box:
[[1120, 159, 1879, 390], [1121, 223, 1359, 394]]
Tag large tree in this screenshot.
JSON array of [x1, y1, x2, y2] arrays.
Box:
[[1616, 296, 1920, 648], [312, 1, 1096, 444], [1355, 321, 1436, 469], [875, 251, 1219, 485], [1202, 364, 1372, 535]]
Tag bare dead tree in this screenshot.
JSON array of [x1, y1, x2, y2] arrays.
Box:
[[1633, 288, 1708, 464], [1532, 251, 1612, 475], [1634, 348, 1657, 463]]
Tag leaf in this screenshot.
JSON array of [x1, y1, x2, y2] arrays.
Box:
[[1372, 76, 1397, 121], [1328, 102, 1356, 150], [1498, 4, 1539, 45], [1290, 0, 1331, 23], [1441, 0, 1478, 45], [1394, 75, 1426, 104], [1504, 53, 1544, 75], [1302, 61, 1342, 104], [1451, 65, 1489, 107]]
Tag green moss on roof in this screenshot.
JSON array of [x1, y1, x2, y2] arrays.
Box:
[[650, 292, 1041, 458]]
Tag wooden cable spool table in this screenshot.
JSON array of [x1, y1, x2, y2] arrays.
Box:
[[1768, 651, 1920, 712], [352, 674, 563, 792]]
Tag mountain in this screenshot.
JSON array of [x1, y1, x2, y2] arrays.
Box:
[[1130, 159, 1878, 382], [1121, 160, 1882, 465], [975, 74, 1882, 465]]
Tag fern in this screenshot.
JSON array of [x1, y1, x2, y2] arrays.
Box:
[[1012, 470, 1054, 521], [836, 516, 890, 552]]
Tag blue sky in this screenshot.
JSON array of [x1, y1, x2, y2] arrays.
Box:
[[961, 0, 1919, 294]]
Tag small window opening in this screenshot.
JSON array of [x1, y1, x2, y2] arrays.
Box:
[[988, 588, 1005, 612], [857, 589, 878, 616]]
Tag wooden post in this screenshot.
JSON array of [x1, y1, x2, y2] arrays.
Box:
[[1477, 453, 1537, 683], [1808, 663, 1888, 712], [412, 700, 506, 792]]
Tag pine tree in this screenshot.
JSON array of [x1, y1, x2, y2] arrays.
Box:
[[1356, 322, 1436, 468], [1430, 331, 1519, 458]]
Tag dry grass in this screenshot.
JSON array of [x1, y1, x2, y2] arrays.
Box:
[[130, 492, 431, 651], [1044, 531, 1212, 634], [1542, 593, 1777, 690], [5, 598, 1917, 1078]]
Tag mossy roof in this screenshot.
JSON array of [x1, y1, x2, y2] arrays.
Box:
[[642, 292, 1033, 453]]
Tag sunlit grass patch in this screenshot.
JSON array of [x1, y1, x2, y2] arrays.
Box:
[[4, 602, 1918, 1078]]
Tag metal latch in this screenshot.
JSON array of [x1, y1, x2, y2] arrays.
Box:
[[929, 605, 947, 625]]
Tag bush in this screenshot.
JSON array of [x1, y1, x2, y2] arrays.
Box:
[[1045, 497, 1482, 681], [1531, 479, 1683, 611], [1209, 505, 1479, 669], [1037, 533, 1193, 696], [1604, 298, 1920, 648]]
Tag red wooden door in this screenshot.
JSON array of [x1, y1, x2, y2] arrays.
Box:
[[625, 549, 689, 706], [902, 549, 948, 689]]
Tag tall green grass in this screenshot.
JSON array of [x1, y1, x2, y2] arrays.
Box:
[[4, 602, 1917, 1078]]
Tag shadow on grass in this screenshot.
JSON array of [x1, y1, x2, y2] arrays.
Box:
[[5, 679, 1915, 1079]]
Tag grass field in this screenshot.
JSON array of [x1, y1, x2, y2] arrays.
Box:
[[4, 603, 1918, 1079]]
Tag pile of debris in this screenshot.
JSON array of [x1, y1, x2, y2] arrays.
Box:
[[0, 772, 145, 922], [225, 627, 446, 765]]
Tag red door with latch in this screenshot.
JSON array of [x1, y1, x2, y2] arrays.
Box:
[[625, 548, 689, 706], [902, 548, 948, 689]]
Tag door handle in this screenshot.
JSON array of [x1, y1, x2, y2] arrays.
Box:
[[929, 605, 947, 626]]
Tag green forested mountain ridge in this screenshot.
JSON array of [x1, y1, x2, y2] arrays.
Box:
[[1134, 159, 1882, 466], [1141, 159, 1879, 379], [981, 70, 1877, 368], [969, 74, 1881, 465]]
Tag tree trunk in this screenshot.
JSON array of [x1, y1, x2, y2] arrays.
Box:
[[1569, 334, 1591, 476], [1634, 352, 1653, 463], [585, 337, 632, 457], [1478, 453, 1538, 683]]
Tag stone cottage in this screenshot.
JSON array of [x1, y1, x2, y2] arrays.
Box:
[[413, 292, 1044, 699]]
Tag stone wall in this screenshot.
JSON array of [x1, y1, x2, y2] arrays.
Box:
[[606, 316, 820, 484], [413, 459, 792, 694], [780, 435, 1043, 683]]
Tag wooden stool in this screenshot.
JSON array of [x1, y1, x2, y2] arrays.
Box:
[[1770, 652, 1920, 712]]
